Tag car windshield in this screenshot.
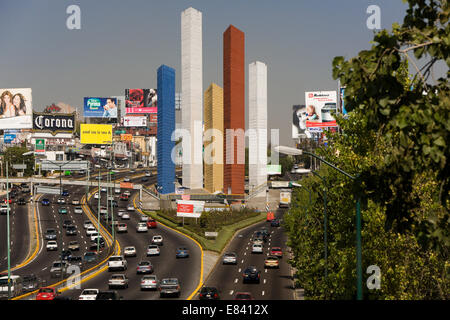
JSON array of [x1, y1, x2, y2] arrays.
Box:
[[148, 245, 157, 249], [39, 288, 54, 293], [225, 253, 236, 257], [143, 275, 156, 280], [47, 229, 56, 234], [85, 252, 95, 257], [109, 257, 123, 261], [161, 279, 178, 285], [111, 275, 124, 279], [52, 262, 63, 268], [236, 293, 250, 299], [139, 261, 150, 266], [82, 289, 97, 295]]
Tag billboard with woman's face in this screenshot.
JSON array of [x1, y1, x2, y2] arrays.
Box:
[[125, 89, 157, 114], [0, 88, 33, 129], [304, 91, 337, 128]]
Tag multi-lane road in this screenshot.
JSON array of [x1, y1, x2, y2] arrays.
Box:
[[1, 169, 293, 300]]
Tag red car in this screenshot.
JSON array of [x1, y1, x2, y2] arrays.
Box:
[[234, 292, 254, 300], [2, 198, 12, 204], [120, 194, 129, 201], [146, 218, 157, 229], [270, 247, 283, 258], [36, 287, 59, 300]]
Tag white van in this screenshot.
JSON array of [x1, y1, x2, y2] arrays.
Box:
[[0, 275, 23, 298]]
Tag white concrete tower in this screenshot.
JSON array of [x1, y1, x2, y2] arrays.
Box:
[[181, 7, 203, 190], [249, 61, 268, 195]]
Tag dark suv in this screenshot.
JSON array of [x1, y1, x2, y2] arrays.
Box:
[[199, 287, 220, 300], [95, 291, 122, 300], [242, 266, 261, 283]]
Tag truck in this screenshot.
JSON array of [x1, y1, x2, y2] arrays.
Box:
[[279, 189, 292, 208]]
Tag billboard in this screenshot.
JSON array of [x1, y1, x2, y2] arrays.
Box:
[[267, 165, 282, 175], [3, 133, 17, 144], [121, 116, 147, 127], [35, 138, 45, 153], [340, 87, 347, 115], [176, 200, 205, 218], [0, 88, 33, 129], [125, 89, 157, 114], [304, 91, 338, 128], [292, 105, 317, 139], [33, 112, 75, 135], [80, 124, 112, 144], [83, 97, 118, 118], [120, 134, 133, 141]]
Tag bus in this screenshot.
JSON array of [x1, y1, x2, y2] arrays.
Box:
[[0, 275, 23, 298]]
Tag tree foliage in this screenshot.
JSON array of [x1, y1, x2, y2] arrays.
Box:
[[285, 0, 449, 299]]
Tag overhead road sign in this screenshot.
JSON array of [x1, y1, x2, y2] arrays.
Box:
[[41, 160, 89, 171], [36, 186, 61, 195]]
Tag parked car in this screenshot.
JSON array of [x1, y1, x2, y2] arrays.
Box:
[[136, 261, 153, 274], [140, 275, 159, 290], [159, 278, 180, 298], [199, 287, 220, 300], [78, 288, 99, 300]]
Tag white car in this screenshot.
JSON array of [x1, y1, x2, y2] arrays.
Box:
[[46, 240, 58, 251], [100, 207, 108, 214], [122, 213, 130, 220], [136, 223, 148, 233], [101, 187, 107, 193], [90, 232, 102, 242], [127, 205, 135, 212], [86, 226, 97, 236], [222, 252, 238, 264], [107, 195, 114, 201], [114, 188, 121, 194], [57, 198, 66, 204], [108, 274, 129, 289], [94, 193, 99, 199], [146, 245, 160, 256], [140, 215, 149, 222], [252, 243, 263, 254], [108, 255, 127, 271], [151, 235, 163, 246], [84, 220, 93, 229], [78, 288, 99, 300], [123, 177, 131, 182], [124, 246, 136, 257], [117, 210, 126, 217], [117, 223, 127, 233], [145, 171, 151, 177], [74, 207, 83, 214], [124, 190, 131, 196]]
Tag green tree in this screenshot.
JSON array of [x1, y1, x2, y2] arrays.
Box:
[[2, 146, 35, 177]]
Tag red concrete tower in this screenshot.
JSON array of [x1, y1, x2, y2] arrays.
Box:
[[223, 25, 245, 195]]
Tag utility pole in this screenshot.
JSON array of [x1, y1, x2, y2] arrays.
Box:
[[6, 161, 11, 299]]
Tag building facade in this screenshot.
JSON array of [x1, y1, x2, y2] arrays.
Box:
[[248, 61, 268, 195], [181, 7, 203, 190], [223, 25, 245, 195], [157, 65, 176, 194], [203, 83, 224, 193]]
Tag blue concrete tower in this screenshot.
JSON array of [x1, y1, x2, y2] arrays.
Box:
[[157, 65, 176, 194]]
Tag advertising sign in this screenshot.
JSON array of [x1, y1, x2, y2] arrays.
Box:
[[80, 124, 112, 145], [32, 112, 75, 135], [83, 97, 118, 118], [120, 134, 133, 141], [292, 105, 312, 139], [120, 182, 133, 189], [176, 200, 205, 218], [267, 165, 282, 175], [0, 88, 33, 129], [304, 91, 338, 128], [125, 89, 157, 114], [35, 138, 45, 153], [121, 116, 147, 127], [41, 160, 89, 171], [340, 87, 347, 115], [3, 134, 16, 144], [149, 114, 157, 123]]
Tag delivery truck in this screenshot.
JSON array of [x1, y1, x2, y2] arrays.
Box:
[[279, 189, 292, 208]]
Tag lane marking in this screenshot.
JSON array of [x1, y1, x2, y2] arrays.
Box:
[[229, 290, 234, 296], [234, 278, 238, 284]]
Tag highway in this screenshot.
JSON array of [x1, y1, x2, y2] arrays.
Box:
[[200, 208, 293, 300]]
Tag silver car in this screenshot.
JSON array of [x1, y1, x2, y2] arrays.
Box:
[[222, 252, 237, 264], [151, 235, 163, 246], [159, 278, 180, 298], [108, 274, 129, 289], [141, 275, 159, 290]]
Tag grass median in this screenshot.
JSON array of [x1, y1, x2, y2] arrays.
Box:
[[142, 209, 267, 253]]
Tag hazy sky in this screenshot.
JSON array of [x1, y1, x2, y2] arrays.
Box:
[[0, 0, 409, 146]]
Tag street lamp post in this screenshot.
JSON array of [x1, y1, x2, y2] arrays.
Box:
[[97, 168, 101, 254], [6, 161, 11, 299]]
